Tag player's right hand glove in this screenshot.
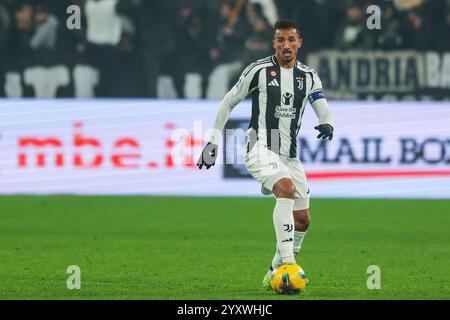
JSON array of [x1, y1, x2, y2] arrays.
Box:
[[314, 124, 334, 141], [197, 142, 218, 170]]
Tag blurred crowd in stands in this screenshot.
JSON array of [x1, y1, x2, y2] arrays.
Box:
[[1, 0, 449, 98]]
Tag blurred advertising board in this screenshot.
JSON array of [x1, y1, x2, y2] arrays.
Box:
[[0, 99, 449, 198], [307, 50, 450, 101]]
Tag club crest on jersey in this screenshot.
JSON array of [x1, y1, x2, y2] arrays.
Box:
[[270, 70, 277, 78], [296, 77, 304, 90], [282, 92, 293, 105]]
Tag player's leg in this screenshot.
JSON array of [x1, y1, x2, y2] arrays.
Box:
[[290, 159, 311, 258], [270, 182, 310, 267], [259, 172, 297, 270], [271, 178, 296, 265], [269, 209, 309, 269], [262, 177, 296, 290], [244, 141, 296, 289], [293, 209, 310, 256]]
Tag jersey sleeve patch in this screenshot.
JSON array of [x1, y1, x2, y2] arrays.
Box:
[[233, 77, 244, 92], [308, 90, 325, 103]]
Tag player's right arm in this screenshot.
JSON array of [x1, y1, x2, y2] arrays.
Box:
[[197, 64, 258, 169]]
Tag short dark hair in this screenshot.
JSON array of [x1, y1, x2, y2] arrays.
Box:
[[273, 20, 301, 37]]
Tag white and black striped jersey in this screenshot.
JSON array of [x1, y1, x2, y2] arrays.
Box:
[[226, 55, 326, 158]]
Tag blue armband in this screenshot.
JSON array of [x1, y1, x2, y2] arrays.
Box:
[[308, 90, 325, 103]]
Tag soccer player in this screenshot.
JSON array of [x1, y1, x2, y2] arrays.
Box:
[[197, 20, 334, 290]]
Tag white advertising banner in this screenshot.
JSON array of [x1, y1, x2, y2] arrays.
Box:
[[0, 99, 449, 198]]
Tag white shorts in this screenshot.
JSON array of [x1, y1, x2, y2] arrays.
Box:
[[244, 141, 310, 210]]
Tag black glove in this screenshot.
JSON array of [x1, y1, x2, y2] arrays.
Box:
[[197, 142, 218, 170], [314, 124, 334, 141]]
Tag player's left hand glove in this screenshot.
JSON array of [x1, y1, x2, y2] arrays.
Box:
[[314, 124, 334, 141], [197, 142, 218, 170]]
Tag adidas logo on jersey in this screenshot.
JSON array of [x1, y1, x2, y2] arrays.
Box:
[[268, 79, 279, 87]]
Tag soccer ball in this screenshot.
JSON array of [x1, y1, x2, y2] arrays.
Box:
[[271, 264, 307, 295]]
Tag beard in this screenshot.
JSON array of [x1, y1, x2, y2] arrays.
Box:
[[279, 49, 295, 63]]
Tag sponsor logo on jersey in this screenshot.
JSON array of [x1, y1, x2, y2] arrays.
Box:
[[275, 105, 296, 119], [282, 92, 293, 105]]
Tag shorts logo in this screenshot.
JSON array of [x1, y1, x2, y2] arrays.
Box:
[[269, 161, 278, 169]]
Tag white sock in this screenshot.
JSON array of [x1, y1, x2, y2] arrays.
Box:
[[293, 231, 307, 256], [271, 231, 307, 269], [271, 246, 282, 270], [273, 198, 295, 265]]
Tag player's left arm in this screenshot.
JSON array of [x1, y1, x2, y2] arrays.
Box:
[[308, 71, 335, 141]]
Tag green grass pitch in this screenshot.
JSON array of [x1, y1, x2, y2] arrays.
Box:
[[0, 196, 449, 300]]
